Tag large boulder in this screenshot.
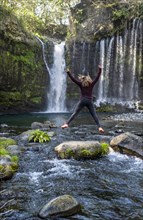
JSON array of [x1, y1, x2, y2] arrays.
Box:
[[38, 195, 81, 218], [110, 132, 143, 159], [55, 141, 109, 159]]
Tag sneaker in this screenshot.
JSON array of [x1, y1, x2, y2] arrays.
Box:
[[98, 127, 104, 133], [61, 123, 69, 129]]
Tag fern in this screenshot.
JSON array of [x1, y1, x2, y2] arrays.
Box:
[[29, 129, 51, 143]]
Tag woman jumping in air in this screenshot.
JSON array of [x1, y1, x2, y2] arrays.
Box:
[[61, 65, 104, 133]]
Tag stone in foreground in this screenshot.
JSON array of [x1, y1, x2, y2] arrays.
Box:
[[38, 195, 81, 218], [55, 141, 109, 159], [110, 132, 143, 159]]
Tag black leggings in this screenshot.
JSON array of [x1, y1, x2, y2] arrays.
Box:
[[67, 97, 100, 127]]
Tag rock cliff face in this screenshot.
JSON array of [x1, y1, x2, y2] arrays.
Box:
[[69, 0, 114, 42], [0, 7, 48, 113]]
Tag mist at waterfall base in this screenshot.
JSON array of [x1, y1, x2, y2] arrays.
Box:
[[0, 112, 143, 220]]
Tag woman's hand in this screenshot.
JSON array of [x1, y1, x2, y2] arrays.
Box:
[[98, 65, 102, 69]]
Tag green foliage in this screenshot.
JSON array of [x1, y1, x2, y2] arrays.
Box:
[[11, 155, 19, 163], [112, 8, 129, 21], [29, 129, 51, 143], [30, 97, 42, 104], [80, 149, 92, 157], [1, 0, 80, 35], [65, 148, 74, 157], [97, 104, 114, 112], [111, 1, 143, 21], [13, 51, 35, 67]]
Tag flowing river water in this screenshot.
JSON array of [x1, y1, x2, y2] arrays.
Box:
[[0, 112, 143, 220]]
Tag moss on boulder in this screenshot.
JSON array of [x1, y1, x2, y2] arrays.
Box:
[[0, 137, 17, 148]]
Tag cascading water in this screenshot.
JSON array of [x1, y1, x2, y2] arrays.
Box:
[[69, 19, 143, 108], [36, 36, 50, 73], [47, 42, 67, 112], [37, 37, 67, 112], [97, 19, 142, 107]]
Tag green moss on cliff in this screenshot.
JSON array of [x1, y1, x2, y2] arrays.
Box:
[[0, 6, 48, 112]]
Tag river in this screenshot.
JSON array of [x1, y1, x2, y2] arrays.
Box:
[[0, 112, 143, 220]]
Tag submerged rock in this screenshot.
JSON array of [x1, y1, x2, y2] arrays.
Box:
[[31, 122, 44, 129], [55, 141, 109, 159], [110, 132, 143, 159], [31, 121, 57, 130], [38, 195, 81, 218]]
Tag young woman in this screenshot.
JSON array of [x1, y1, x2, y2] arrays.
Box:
[[61, 65, 104, 133]]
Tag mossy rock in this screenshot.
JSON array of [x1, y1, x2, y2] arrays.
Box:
[[39, 195, 81, 218], [0, 141, 19, 180], [0, 137, 17, 148], [0, 163, 17, 180], [55, 141, 109, 160], [0, 155, 19, 180]]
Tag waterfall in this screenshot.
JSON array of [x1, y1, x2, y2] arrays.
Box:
[[104, 36, 114, 102], [47, 42, 67, 112], [36, 37, 67, 112], [36, 36, 50, 73], [97, 39, 105, 103], [80, 42, 86, 73], [70, 19, 142, 108], [128, 19, 139, 102], [139, 21, 143, 76], [118, 36, 124, 100]]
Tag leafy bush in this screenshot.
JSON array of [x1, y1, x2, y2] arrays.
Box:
[[29, 129, 51, 143]]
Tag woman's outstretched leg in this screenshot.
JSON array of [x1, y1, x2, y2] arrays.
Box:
[[61, 100, 84, 128], [86, 101, 104, 133]]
